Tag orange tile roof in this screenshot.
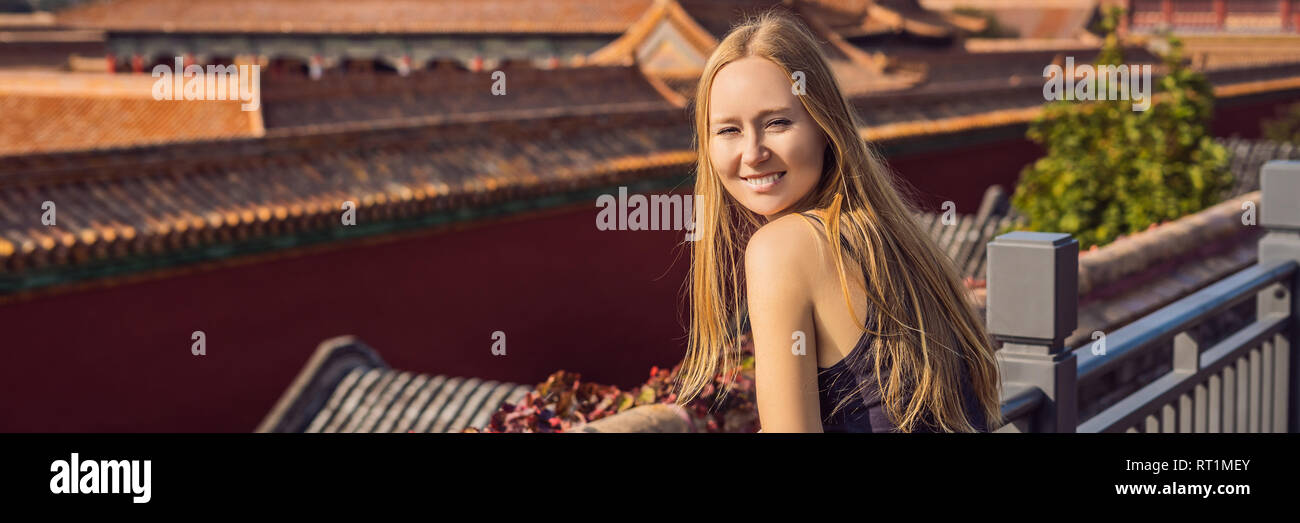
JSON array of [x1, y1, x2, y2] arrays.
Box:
[[0, 12, 56, 30], [676, 0, 784, 39], [918, 0, 1097, 39], [3, 61, 1299, 279], [828, 57, 923, 96], [57, 0, 655, 34], [587, 0, 719, 68], [870, 0, 966, 38], [645, 57, 920, 104], [670, 0, 967, 43], [881, 45, 1164, 89], [1178, 34, 1300, 69], [625, 47, 1300, 143], [0, 106, 692, 274], [262, 65, 683, 129], [803, 0, 966, 39], [861, 102, 1042, 142], [859, 62, 1300, 142], [633, 1, 921, 98], [962, 37, 1103, 53], [0, 71, 262, 157]]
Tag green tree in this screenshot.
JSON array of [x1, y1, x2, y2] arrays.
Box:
[[1261, 102, 1300, 144], [1011, 7, 1232, 249]]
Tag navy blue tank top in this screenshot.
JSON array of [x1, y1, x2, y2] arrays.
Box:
[[817, 329, 989, 433], [800, 212, 989, 433]]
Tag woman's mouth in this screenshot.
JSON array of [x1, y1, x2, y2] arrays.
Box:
[[742, 171, 785, 192]]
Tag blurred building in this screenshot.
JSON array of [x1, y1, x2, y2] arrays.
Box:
[[1118, 0, 1300, 34], [0, 10, 101, 69]]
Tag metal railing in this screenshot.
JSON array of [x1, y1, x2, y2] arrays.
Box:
[[991, 160, 1300, 433]]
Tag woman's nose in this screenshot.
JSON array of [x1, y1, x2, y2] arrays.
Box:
[[741, 136, 770, 167]]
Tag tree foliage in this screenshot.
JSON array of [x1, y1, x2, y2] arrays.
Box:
[[1011, 7, 1232, 249], [1261, 102, 1300, 144]]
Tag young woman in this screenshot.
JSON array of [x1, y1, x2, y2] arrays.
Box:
[[672, 11, 1004, 433]]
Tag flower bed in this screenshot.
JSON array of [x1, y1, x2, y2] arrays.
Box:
[[465, 335, 758, 433]]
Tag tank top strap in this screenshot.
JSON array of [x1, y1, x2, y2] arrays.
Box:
[[799, 211, 856, 256], [799, 210, 826, 226]]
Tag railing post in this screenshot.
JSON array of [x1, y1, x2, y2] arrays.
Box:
[[1258, 160, 1300, 432], [987, 232, 1079, 432]]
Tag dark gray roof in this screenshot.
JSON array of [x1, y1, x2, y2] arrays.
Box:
[[916, 184, 1020, 280], [257, 336, 530, 433], [1223, 137, 1300, 197]]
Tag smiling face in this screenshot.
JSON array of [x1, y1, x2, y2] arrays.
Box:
[[707, 56, 828, 219]]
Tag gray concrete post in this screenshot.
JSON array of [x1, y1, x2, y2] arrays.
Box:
[[1257, 161, 1300, 432], [987, 231, 1079, 432]]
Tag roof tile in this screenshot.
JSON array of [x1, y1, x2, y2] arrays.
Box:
[[0, 71, 262, 156], [58, 0, 655, 34]]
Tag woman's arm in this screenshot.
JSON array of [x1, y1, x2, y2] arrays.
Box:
[[745, 214, 823, 433]]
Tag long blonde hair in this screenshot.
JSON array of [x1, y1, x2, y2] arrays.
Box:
[[673, 9, 1003, 432]]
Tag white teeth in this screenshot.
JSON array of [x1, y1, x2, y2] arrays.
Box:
[[744, 172, 784, 186]]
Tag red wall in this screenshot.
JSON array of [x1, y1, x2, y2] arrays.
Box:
[[0, 203, 693, 432], [1212, 94, 1298, 139], [889, 136, 1044, 213]]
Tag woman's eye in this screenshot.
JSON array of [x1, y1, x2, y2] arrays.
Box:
[[768, 118, 792, 128], [716, 127, 738, 135]]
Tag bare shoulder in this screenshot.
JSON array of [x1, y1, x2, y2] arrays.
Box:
[[744, 213, 826, 284], [745, 213, 822, 262]]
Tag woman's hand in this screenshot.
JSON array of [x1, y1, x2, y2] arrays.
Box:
[[745, 214, 824, 433]]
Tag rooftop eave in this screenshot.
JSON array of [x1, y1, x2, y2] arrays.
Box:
[[587, 0, 719, 67]]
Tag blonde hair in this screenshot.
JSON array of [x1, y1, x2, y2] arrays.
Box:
[[673, 9, 1003, 432]]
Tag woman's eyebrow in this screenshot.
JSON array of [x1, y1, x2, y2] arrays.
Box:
[[709, 107, 791, 125]]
